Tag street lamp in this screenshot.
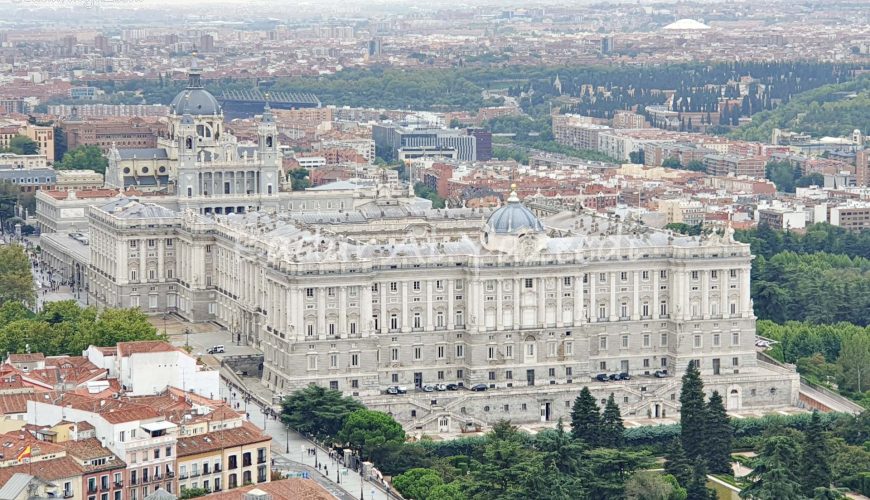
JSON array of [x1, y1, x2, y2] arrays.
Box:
[[184, 327, 191, 348], [285, 424, 290, 454]]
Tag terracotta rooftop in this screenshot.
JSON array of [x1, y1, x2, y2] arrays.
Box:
[[203, 479, 333, 500], [176, 421, 270, 457], [44, 393, 161, 424], [7, 353, 45, 363], [62, 438, 126, 473], [0, 392, 57, 415], [0, 456, 84, 485], [0, 431, 66, 462], [116, 341, 182, 358]]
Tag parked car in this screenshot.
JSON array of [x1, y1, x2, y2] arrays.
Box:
[[386, 386, 399, 395], [470, 383, 488, 392], [445, 383, 460, 391], [397, 385, 408, 394], [422, 384, 435, 392], [595, 373, 609, 382], [206, 345, 225, 354], [617, 372, 631, 381], [435, 384, 447, 391], [608, 374, 620, 381], [654, 370, 669, 378]]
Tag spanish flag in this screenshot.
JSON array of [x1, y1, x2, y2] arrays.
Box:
[[16, 445, 31, 462]]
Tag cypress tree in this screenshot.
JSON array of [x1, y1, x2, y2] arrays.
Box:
[[570, 387, 600, 446], [679, 362, 707, 461], [705, 391, 733, 474], [801, 410, 832, 495], [599, 393, 625, 448], [664, 439, 692, 487], [686, 462, 715, 500]]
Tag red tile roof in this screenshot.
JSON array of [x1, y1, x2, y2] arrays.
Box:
[[116, 341, 182, 357], [176, 421, 270, 457], [202, 479, 333, 500], [7, 353, 45, 363]]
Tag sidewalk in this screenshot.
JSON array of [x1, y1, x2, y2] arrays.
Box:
[[221, 375, 399, 500]]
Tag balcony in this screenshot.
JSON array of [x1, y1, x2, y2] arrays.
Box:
[[101, 484, 111, 492], [88, 487, 98, 495], [114, 481, 123, 489], [214, 466, 222, 473], [167, 471, 175, 478], [190, 471, 200, 478], [63, 492, 74, 499], [130, 479, 138, 486], [257, 456, 266, 465], [179, 474, 188, 480]]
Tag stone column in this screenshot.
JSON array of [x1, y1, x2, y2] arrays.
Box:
[[632, 271, 640, 320], [537, 278, 546, 326], [426, 281, 434, 331], [496, 280, 504, 330], [555, 277, 563, 327], [361, 284, 373, 337], [609, 272, 618, 321], [701, 270, 709, 319], [157, 239, 164, 281], [447, 280, 455, 330], [338, 286, 347, 336], [589, 274, 597, 323], [513, 278, 521, 329], [316, 288, 326, 339], [138, 239, 146, 281], [573, 274, 583, 326], [652, 270, 660, 319], [401, 281, 409, 332], [380, 283, 388, 334], [720, 269, 729, 319], [740, 268, 751, 317]]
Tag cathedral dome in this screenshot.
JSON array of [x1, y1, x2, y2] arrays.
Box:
[[169, 67, 222, 116], [485, 188, 544, 234]]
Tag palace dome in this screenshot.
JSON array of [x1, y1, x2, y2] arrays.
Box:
[[485, 189, 544, 235], [169, 67, 221, 117]]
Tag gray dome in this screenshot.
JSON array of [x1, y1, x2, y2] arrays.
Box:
[[485, 191, 544, 234], [169, 69, 221, 116]]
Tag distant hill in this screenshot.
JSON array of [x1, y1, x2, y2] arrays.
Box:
[[730, 75, 870, 142]]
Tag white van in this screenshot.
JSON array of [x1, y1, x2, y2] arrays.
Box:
[[206, 345, 225, 354]]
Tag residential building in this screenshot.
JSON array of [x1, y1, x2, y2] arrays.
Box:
[[176, 422, 270, 494], [703, 154, 766, 179]]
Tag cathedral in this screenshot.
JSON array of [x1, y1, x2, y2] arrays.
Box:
[[104, 64, 283, 215]]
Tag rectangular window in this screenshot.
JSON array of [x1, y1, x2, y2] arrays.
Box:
[[414, 347, 422, 360], [456, 345, 464, 358], [621, 335, 629, 348], [506, 370, 513, 380], [694, 335, 702, 348], [390, 282, 398, 292], [643, 334, 650, 347], [525, 278, 533, 289], [413, 281, 421, 291], [565, 342, 573, 355], [329, 354, 338, 368], [305, 288, 314, 298], [661, 333, 668, 347], [505, 345, 513, 358], [732, 332, 740, 346], [563, 277, 572, 286], [566, 367, 573, 376], [711, 270, 718, 279], [548, 368, 556, 377], [391, 348, 398, 362], [730, 269, 738, 278], [732, 357, 739, 367], [691, 271, 699, 280], [642, 271, 649, 280], [599, 361, 607, 370], [488, 371, 496, 381], [713, 334, 720, 347], [660, 270, 668, 279], [599, 336, 607, 350], [620, 272, 628, 281], [488, 346, 495, 359], [437, 345, 445, 359], [599, 273, 606, 283]]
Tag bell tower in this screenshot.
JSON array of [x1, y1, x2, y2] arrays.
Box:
[[177, 113, 198, 199], [257, 102, 280, 196]]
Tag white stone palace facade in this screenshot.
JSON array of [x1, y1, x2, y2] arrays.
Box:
[[80, 189, 798, 431]]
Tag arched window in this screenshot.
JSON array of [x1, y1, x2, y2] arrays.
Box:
[[185, 137, 193, 150], [266, 135, 273, 148]]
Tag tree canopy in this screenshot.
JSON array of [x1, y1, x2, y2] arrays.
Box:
[[279, 384, 363, 440], [0, 245, 35, 309], [55, 145, 109, 175], [1, 135, 39, 155]]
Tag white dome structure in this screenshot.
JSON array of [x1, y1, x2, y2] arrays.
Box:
[[663, 19, 710, 31]]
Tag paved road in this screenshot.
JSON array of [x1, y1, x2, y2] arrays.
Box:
[[220, 380, 397, 500]]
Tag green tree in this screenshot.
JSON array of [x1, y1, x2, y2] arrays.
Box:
[[686, 462, 716, 500], [837, 331, 870, 393], [802, 411, 832, 495], [467, 421, 546, 500], [535, 418, 587, 476], [288, 168, 310, 191], [56, 145, 109, 175], [179, 487, 208, 499], [765, 161, 798, 193], [662, 157, 682, 169], [280, 385, 363, 440], [704, 391, 733, 474], [625, 471, 685, 500], [664, 439, 693, 487], [570, 386, 601, 445], [680, 362, 707, 462], [2, 135, 39, 155], [0, 245, 36, 308], [740, 435, 805, 500], [685, 160, 706, 172], [584, 448, 655, 500], [414, 182, 446, 209], [600, 393, 625, 448], [393, 468, 445, 500], [337, 409, 405, 462]]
